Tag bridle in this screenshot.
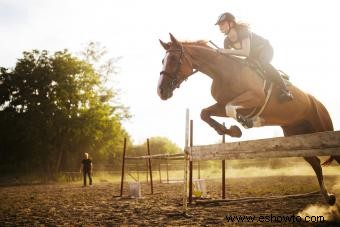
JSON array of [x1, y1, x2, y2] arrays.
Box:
[[159, 45, 198, 90]]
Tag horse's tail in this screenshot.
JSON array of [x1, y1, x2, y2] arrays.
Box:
[[308, 94, 335, 166]]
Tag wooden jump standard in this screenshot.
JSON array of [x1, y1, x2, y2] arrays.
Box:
[[183, 118, 340, 210]]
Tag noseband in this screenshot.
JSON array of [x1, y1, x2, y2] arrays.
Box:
[[160, 46, 198, 90]]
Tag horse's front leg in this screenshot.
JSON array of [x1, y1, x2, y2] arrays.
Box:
[[226, 90, 265, 128], [200, 103, 242, 137]]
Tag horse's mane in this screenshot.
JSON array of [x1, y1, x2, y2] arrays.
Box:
[[180, 40, 211, 49], [166, 39, 213, 50]]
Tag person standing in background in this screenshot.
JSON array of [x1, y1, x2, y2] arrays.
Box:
[[80, 152, 93, 187]]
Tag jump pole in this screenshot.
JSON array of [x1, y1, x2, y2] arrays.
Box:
[[189, 120, 193, 204], [222, 123, 226, 199], [183, 109, 190, 214], [120, 137, 127, 197]]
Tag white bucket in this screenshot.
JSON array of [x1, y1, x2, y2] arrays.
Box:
[[128, 182, 142, 198], [193, 179, 207, 198]]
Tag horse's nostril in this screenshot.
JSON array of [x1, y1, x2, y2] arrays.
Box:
[[157, 87, 164, 98]]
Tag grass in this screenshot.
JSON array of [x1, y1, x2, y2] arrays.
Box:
[[2, 159, 339, 186], [63, 164, 339, 185]]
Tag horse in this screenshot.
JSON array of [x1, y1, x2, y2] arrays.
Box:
[[157, 33, 340, 205]]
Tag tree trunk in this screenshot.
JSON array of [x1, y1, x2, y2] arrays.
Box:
[[55, 148, 63, 173]]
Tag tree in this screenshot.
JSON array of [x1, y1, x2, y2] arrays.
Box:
[[0, 46, 130, 175], [126, 137, 182, 171], [130, 137, 182, 157]]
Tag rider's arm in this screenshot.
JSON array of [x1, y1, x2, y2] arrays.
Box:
[[217, 37, 250, 57]]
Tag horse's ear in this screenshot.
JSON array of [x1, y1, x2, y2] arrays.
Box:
[[169, 33, 180, 47], [159, 39, 169, 50]]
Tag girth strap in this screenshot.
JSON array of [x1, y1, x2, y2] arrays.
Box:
[[245, 80, 273, 119]]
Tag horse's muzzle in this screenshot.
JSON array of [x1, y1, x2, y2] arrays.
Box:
[[157, 86, 173, 100]]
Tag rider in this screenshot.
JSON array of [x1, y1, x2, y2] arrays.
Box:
[[215, 12, 293, 102]]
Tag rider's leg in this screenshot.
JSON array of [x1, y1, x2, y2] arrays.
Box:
[[257, 46, 293, 102], [257, 48, 293, 101], [263, 63, 293, 102]]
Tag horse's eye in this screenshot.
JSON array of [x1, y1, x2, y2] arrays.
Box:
[[169, 55, 177, 62]]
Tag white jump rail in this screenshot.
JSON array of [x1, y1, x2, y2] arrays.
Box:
[[126, 153, 184, 160]]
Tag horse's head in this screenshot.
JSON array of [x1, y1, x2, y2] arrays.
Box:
[[157, 33, 194, 100]]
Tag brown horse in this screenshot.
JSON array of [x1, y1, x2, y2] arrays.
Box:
[[157, 33, 340, 205]]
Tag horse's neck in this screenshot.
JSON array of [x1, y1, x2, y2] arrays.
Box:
[[186, 45, 235, 81]]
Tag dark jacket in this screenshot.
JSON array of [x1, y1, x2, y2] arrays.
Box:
[[224, 26, 273, 63]]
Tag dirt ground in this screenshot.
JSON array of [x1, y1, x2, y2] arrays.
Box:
[[1, 176, 340, 226]]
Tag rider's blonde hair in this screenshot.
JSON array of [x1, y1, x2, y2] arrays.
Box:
[[233, 21, 250, 31]]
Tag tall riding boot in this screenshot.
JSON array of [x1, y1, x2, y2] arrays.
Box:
[[263, 63, 293, 102]]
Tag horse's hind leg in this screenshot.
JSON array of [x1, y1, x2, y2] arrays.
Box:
[[333, 156, 340, 164], [303, 156, 336, 205], [323, 155, 340, 166], [282, 119, 336, 205]]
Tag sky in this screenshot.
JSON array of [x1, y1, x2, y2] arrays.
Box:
[[1, 0, 340, 148]]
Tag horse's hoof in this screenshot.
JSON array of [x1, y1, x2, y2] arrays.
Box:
[[245, 119, 253, 128], [236, 114, 253, 129], [327, 194, 336, 206], [216, 127, 227, 135], [229, 125, 242, 138]]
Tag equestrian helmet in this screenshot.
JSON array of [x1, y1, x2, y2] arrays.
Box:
[[215, 12, 235, 25]]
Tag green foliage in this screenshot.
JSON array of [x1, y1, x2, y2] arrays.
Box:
[[0, 45, 130, 175], [126, 137, 182, 168], [130, 137, 182, 157], [149, 137, 182, 155]]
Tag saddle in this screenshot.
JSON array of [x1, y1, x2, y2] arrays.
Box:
[[229, 55, 290, 84], [229, 56, 292, 120]]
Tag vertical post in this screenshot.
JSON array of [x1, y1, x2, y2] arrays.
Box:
[[136, 163, 140, 182], [147, 138, 153, 194], [198, 161, 201, 179], [222, 122, 226, 199], [120, 138, 127, 197], [183, 109, 189, 214], [166, 159, 169, 183], [146, 160, 149, 183], [158, 163, 161, 183], [189, 119, 193, 204]]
